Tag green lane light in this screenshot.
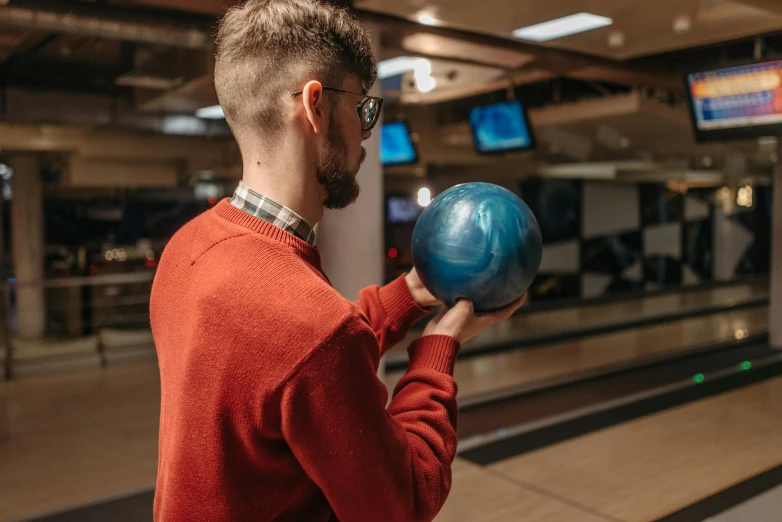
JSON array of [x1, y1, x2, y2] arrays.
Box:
[[741, 361, 752, 371], [694, 373, 705, 383]]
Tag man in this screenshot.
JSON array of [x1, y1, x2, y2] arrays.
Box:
[[150, 1, 524, 521]]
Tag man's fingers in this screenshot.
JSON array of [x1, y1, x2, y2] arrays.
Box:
[[451, 299, 474, 320], [440, 299, 474, 329]]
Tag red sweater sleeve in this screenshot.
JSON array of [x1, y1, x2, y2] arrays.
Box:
[[353, 273, 432, 358], [280, 318, 460, 522]]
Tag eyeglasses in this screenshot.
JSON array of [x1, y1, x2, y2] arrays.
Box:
[[291, 87, 384, 132]]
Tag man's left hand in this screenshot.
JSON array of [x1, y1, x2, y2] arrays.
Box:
[[405, 268, 440, 309]]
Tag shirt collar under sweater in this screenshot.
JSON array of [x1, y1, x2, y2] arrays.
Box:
[[214, 199, 325, 276], [229, 182, 316, 246]]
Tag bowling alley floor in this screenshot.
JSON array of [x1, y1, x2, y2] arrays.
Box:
[[438, 376, 782, 522], [385, 280, 768, 370], [1, 282, 781, 522], [388, 298, 769, 405], [4, 361, 782, 522]]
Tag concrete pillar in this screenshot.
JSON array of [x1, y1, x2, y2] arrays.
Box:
[[10, 155, 46, 340], [770, 141, 782, 348], [317, 22, 385, 374]]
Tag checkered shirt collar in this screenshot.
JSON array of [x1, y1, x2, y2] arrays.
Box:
[[229, 182, 316, 245]]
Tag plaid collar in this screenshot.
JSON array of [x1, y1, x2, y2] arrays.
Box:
[[229, 182, 316, 245]]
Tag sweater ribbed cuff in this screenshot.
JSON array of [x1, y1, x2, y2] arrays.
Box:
[[378, 274, 431, 330], [407, 335, 461, 375]]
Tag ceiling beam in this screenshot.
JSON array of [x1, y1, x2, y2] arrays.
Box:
[[0, 4, 213, 48], [357, 8, 685, 92], [107, 0, 234, 16], [114, 0, 352, 16], [393, 33, 535, 70], [529, 92, 643, 127], [0, 122, 241, 174], [404, 69, 555, 105], [735, 0, 782, 15], [567, 66, 685, 93], [3, 57, 132, 94], [135, 75, 218, 113]]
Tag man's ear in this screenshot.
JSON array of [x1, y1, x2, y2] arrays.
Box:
[[301, 80, 326, 134]]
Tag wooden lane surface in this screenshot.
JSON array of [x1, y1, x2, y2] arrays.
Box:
[[7, 365, 779, 522], [0, 293, 769, 521], [5, 373, 778, 522], [485, 375, 782, 522], [383, 306, 769, 401], [0, 362, 611, 522], [434, 458, 611, 522], [385, 282, 768, 365], [0, 363, 160, 521]]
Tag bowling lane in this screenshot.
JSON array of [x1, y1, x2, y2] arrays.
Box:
[[385, 281, 768, 369], [483, 375, 782, 522], [382, 305, 768, 403], [433, 458, 607, 522], [456, 341, 777, 444], [0, 363, 160, 521]]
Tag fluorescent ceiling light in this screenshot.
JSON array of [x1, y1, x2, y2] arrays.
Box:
[[196, 105, 225, 119], [378, 57, 431, 79], [513, 13, 613, 42]]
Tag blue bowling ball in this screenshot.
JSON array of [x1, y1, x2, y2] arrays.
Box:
[[411, 182, 542, 313]]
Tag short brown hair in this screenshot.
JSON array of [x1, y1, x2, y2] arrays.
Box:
[[215, 0, 377, 146]]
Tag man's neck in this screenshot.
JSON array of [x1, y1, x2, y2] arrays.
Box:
[[240, 160, 324, 227]]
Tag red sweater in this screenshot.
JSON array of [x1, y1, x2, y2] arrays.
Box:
[[150, 199, 461, 522]]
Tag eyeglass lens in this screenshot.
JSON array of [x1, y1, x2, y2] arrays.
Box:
[[361, 98, 380, 130]]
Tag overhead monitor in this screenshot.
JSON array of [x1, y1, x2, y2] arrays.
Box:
[[686, 60, 782, 142], [469, 100, 535, 154], [386, 195, 422, 223], [381, 121, 418, 166]]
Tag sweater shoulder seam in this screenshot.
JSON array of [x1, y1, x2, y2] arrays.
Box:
[[189, 232, 251, 266], [212, 206, 306, 253]]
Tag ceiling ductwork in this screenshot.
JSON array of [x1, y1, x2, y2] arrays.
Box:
[[0, 5, 213, 49], [117, 46, 211, 91]]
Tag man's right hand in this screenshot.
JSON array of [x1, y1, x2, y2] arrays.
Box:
[[421, 294, 527, 345]]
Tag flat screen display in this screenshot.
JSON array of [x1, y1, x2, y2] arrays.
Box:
[[386, 195, 422, 223], [686, 60, 782, 142], [469, 100, 535, 153], [381, 122, 417, 165]]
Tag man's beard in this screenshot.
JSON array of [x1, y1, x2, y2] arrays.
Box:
[[316, 121, 363, 210]]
